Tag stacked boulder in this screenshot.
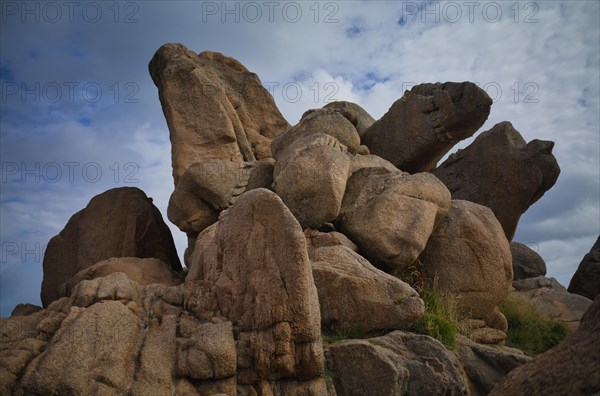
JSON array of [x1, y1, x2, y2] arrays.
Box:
[[2, 43, 583, 395]]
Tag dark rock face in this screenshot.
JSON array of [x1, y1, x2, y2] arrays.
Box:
[[362, 82, 492, 173], [434, 121, 560, 240], [41, 187, 181, 307], [510, 242, 547, 280], [490, 296, 600, 396], [568, 236, 600, 300]]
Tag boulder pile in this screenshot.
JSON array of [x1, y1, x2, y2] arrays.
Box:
[[2, 43, 596, 396]]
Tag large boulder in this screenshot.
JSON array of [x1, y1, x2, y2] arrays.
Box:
[[186, 188, 324, 384], [510, 242, 547, 280], [149, 43, 289, 185], [310, 244, 424, 333], [337, 167, 451, 272], [419, 200, 513, 320], [271, 108, 365, 228], [512, 276, 592, 331], [568, 235, 600, 300], [273, 133, 351, 228], [490, 296, 600, 396], [362, 82, 492, 173], [434, 121, 560, 240], [41, 187, 182, 307], [326, 331, 469, 396]]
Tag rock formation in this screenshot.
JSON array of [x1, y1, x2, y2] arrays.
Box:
[[362, 82, 492, 173], [434, 121, 561, 240], [568, 235, 600, 300], [41, 187, 181, 307], [4, 44, 583, 395], [510, 242, 547, 280]]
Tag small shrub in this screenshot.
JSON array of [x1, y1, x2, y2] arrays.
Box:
[[500, 294, 570, 356], [409, 289, 461, 349]]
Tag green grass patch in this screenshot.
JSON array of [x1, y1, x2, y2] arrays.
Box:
[[409, 289, 461, 349], [500, 294, 570, 356]]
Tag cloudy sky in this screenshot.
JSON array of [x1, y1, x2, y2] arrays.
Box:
[[1, 1, 598, 316]]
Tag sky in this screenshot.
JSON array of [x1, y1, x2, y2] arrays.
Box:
[[0, 1, 598, 316]]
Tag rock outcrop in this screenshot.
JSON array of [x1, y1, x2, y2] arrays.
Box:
[[362, 82, 492, 173], [490, 296, 600, 396], [3, 44, 571, 395], [434, 121, 561, 240], [568, 235, 600, 300], [510, 242, 547, 280], [419, 200, 513, 320], [41, 187, 181, 307], [149, 43, 289, 185]]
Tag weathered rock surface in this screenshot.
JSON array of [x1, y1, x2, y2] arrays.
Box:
[[57, 257, 181, 299], [419, 200, 513, 320], [362, 82, 492, 173], [323, 101, 376, 136], [149, 43, 289, 184], [186, 188, 324, 383], [510, 242, 547, 280], [568, 235, 600, 300], [490, 296, 600, 396], [511, 276, 592, 331], [41, 187, 181, 307], [273, 133, 351, 228], [271, 109, 362, 228], [434, 121, 560, 240], [310, 244, 424, 333], [337, 167, 451, 271], [453, 335, 531, 396], [167, 160, 273, 236], [326, 331, 469, 396]]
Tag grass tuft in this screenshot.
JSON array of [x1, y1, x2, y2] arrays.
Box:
[[409, 289, 461, 349], [499, 294, 570, 356]]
